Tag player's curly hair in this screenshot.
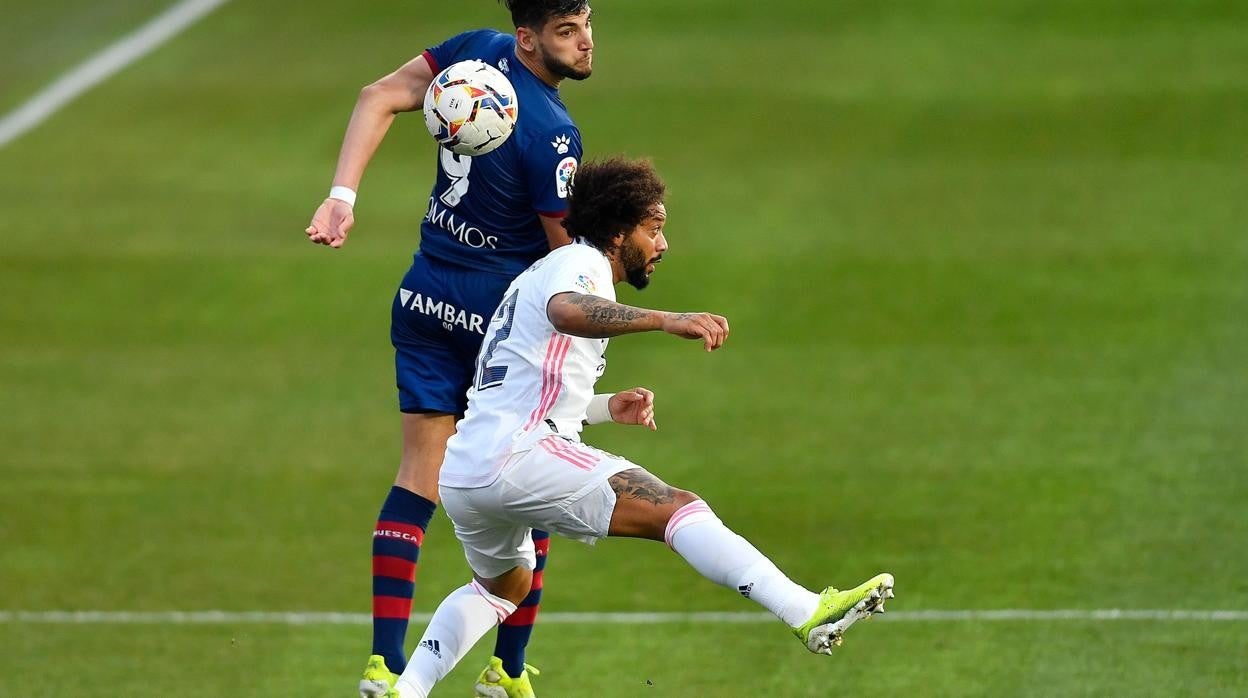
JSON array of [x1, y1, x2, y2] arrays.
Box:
[[563, 157, 666, 253], [500, 0, 589, 30]]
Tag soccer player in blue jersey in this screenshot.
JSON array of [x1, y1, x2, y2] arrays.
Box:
[[304, 2, 593, 696]]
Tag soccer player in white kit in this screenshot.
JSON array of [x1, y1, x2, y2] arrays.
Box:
[[394, 158, 895, 697]]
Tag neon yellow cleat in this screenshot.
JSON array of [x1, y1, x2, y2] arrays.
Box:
[[473, 656, 540, 698], [794, 572, 895, 655], [359, 654, 399, 698]]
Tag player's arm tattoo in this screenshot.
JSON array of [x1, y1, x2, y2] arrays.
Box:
[[609, 469, 678, 505], [566, 294, 646, 329], [551, 293, 661, 338]]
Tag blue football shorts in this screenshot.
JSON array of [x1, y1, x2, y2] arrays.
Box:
[[391, 252, 514, 415]]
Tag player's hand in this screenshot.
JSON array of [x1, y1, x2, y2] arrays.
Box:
[[304, 197, 354, 248], [660, 312, 729, 352], [609, 387, 657, 430]]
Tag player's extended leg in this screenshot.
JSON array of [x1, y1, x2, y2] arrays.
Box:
[[395, 568, 533, 698], [361, 412, 456, 698], [607, 468, 894, 653]]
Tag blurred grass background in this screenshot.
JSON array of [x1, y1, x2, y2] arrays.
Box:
[[1, 0, 1246, 694]]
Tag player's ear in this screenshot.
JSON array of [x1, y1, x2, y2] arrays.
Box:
[[602, 232, 622, 258], [515, 26, 537, 52]]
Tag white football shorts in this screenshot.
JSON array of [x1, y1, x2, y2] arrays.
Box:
[[440, 435, 638, 579]]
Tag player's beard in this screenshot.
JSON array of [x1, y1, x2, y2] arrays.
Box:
[[541, 48, 592, 81], [621, 239, 656, 290]]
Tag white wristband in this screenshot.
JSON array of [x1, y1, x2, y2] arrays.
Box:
[[585, 393, 613, 425], [328, 185, 357, 207]]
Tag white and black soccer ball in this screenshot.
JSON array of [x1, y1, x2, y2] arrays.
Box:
[[423, 60, 518, 156]]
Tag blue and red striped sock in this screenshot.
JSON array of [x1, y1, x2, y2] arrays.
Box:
[[493, 529, 550, 677], [372, 486, 437, 674]]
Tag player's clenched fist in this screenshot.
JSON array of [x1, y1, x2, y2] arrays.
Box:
[[660, 312, 730, 351], [609, 387, 657, 430], [305, 197, 355, 248]]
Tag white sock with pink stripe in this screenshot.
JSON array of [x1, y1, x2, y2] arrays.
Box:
[[665, 500, 819, 628], [395, 581, 517, 698]]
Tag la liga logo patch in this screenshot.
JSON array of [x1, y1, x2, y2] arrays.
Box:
[[574, 274, 597, 293], [555, 157, 577, 198]]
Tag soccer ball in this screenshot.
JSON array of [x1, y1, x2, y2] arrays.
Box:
[[423, 60, 519, 156]]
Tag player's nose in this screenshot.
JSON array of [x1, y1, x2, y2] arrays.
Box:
[[655, 232, 668, 254]]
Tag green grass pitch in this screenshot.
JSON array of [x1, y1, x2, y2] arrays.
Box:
[[1, 0, 1247, 695]]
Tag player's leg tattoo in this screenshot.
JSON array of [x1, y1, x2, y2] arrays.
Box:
[[609, 468, 679, 505], [607, 468, 697, 540]]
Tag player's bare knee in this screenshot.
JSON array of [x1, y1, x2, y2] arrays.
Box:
[[395, 413, 455, 499], [394, 456, 441, 501], [670, 488, 700, 510], [476, 567, 533, 607], [657, 489, 705, 533], [608, 469, 707, 540]]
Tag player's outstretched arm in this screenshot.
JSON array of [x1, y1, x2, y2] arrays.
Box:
[[305, 54, 435, 248], [547, 292, 729, 351]]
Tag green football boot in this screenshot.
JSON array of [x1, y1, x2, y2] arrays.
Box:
[[358, 654, 399, 698], [474, 656, 540, 698], [794, 572, 895, 655]]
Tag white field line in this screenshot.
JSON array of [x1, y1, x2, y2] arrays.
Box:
[[0, 0, 231, 148], [1, 609, 1246, 625]]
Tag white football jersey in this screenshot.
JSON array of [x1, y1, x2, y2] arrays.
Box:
[[440, 240, 615, 488]]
